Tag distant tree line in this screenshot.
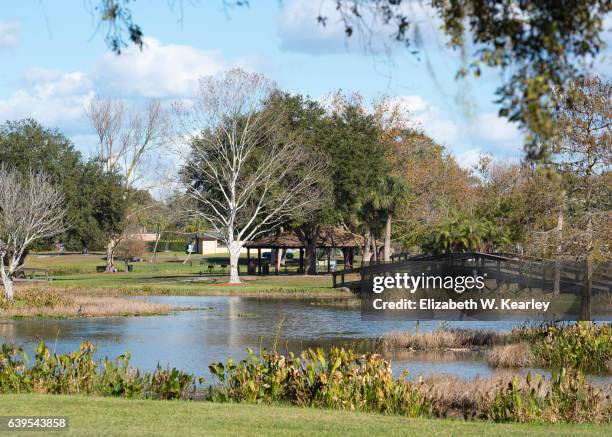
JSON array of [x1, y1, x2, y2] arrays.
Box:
[[0, 71, 609, 291]]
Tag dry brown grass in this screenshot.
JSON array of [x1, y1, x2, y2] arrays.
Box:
[[487, 343, 534, 368], [415, 373, 611, 420], [384, 328, 510, 351], [416, 374, 531, 418], [0, 286, 172, 318]]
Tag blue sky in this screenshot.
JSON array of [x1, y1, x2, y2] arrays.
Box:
[[0, 1, 609, 168]]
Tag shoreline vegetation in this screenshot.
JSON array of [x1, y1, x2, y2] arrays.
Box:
[[384, 323, 612, 373], [1, 342, 609, 425], [0, 287, 174, 319]]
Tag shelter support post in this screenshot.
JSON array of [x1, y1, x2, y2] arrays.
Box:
[[257, 248, 262, 275]]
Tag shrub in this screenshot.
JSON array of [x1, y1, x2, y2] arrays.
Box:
[[146, 241, 188, 253], [1, 287, 74, 310], [385, 328, 508, 350], [116, 239, 148, 262]]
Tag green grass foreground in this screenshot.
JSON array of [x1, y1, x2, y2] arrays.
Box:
[[0, 394, 607, 436]]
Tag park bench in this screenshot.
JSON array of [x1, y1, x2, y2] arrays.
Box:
[[14, 267, 50, 281]]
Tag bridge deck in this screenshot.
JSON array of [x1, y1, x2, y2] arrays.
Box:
[[332, 252, 612, 295]]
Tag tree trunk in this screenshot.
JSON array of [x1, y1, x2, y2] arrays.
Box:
[[275, 248, 283, 273], [2, 278, 13, 300], [305, 239, 317, 275], [362, 231, 372, 265], [229, 241, 242, 284], [105, 239, 117, 272], [580, 156, 593, 321], [151, 227, 161, 263], [553, 203, 564, 295], [295, 224, 320, 275], [0, 266, 13, 300], [384, 214, 392, 262], [371, 232, 378, 262], [580, 256, 592, 321]]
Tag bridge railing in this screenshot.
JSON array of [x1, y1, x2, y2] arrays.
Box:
[[332, 252, 612, 295]]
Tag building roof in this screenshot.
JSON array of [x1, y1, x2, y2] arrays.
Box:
[[245, 227, 364, 249]]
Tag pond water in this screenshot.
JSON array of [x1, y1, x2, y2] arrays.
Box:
[[0, 296, 607, 383]]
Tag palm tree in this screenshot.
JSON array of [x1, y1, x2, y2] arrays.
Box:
[[367, 175, 409, 261]]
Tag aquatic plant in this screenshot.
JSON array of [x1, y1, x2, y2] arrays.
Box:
[[511, 322, 611, 373], [485, 369, 610, 423], [207, 346, 610, 423], [0, 341, 196, 400], [207, 347, 432, 417], [387, 322, 611, 373], [384, 328, 508, 351], [1, 341, 609, 423]]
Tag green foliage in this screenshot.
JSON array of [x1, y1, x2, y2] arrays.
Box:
[[208, 346, 609, 423], [1, 342, 609, 423], [146, 241, 187, 252], [423, 214, 511, 254], [0, 288, 74, 310], [331, 1, 611, 158], [207, 347, 431, 417], [0, 119, 127, 251], [487, 374, 544, 422], [360, 175, 409, 236], [0, 341, 196, 400], [512, 323, 611, 373], [486, 369, 609, 423]]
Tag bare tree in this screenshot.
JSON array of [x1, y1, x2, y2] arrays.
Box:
[[86, 97, 168, 271], [175, 69, 325, 283], [0, 166, 65, 300]]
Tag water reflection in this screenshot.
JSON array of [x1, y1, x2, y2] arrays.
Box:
[[1, 296, 608, 384]]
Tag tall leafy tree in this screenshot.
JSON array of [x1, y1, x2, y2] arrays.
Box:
[[177, 69, 326, 283], [319, 95, 391, 262], [0, 119, 127, 253], [267, 92, 335, 274]]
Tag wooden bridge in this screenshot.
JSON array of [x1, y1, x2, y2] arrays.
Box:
[[332, 252, 612, 320]]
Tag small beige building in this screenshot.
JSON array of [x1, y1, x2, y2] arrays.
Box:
[[192, 232, 248, 255]]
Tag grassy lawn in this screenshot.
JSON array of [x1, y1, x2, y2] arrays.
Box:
[[0, 394, 607, 437], [50, 274, 339, 296], [23, 252, 344, 297]]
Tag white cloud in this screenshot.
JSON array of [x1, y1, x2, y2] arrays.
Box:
[[95, 37, 228, 98], [467, 113, 523, 154], [392, 95, 459, 146], [0, 21, 19, 48], [277, 0, 447, 56], [277, 0, 354, 55], [0, 38, 243, 140], [0, 69, 94, 133]]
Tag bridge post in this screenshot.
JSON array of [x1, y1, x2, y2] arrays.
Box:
[[580, 258, 592, 321]]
